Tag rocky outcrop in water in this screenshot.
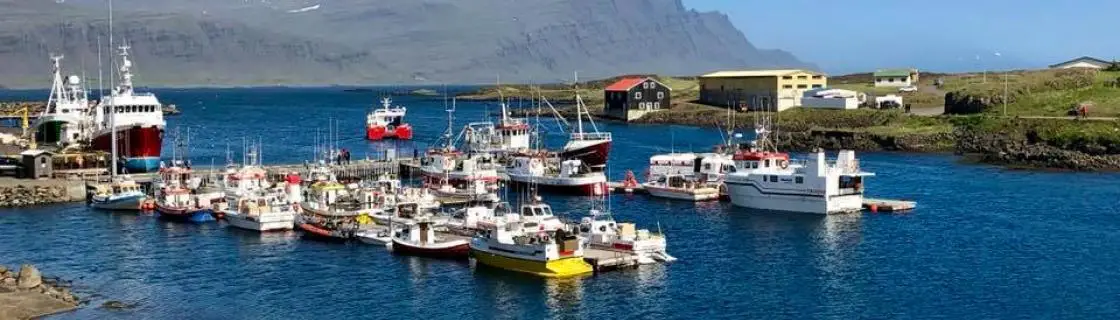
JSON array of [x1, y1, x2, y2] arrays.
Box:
[[0, 264, 80, 318]]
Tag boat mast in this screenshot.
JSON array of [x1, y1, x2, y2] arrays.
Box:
[[108, 0, 117, 177], [574, 72, 583, 136]]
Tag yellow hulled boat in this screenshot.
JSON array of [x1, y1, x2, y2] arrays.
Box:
[[470, 219, 593, 278]]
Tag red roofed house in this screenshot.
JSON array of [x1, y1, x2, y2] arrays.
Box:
[[603, 76, 671, 121]]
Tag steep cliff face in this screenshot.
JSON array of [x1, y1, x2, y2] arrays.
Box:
[[1, 0, 809, 87]]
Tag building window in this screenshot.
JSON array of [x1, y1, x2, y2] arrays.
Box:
[[782, 76, 793, 80], [797, 75, 807, 79], [888, 78, 895, 82], [654, 102, 661, 109], [657, 91, 664, 100], [782, 84, 793, 89], [797, 84, 808, 89], [812, 84, 823, 89], [795, 176, 804, 184], [635, 92, 642, 99], [812, 75, 822, 79]]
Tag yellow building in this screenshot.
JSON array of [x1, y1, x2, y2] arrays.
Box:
[[698, 69, 828, 111]]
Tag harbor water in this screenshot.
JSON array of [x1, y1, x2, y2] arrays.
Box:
[[2, 88, 1119, 319]]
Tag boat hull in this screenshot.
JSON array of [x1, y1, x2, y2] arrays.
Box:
[[505, 174, 607, 195], [297, 223, 351, 242], [156, 205, 216, 222], [391, 239, 470, 259], [643, 184, 721, 201], [367, 124, 413, 140], [470, 249, 593, 278], [561, 140, 611, 170], [224, 212, 295, 231], [725, 180, 863, 214], [91, 125, 163, 173], [90, 194, 145, 211]]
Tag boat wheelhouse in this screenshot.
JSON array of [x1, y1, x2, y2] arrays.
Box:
[[33, 55, 90, 148]]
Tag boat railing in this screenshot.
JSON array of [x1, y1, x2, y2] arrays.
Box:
[[570, 132, 612, 141]]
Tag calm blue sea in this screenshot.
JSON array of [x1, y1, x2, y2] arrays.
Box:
[[2, 88, 1119, 319]]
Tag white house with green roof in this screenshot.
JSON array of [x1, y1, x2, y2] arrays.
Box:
[[873, 68, 919, 87]]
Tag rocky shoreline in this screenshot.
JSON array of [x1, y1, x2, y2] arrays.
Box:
[[0, 264, 80, 319]]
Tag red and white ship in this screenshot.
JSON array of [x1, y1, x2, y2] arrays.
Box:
[[366, 97, 412, 140], [505, 155, 607, 195], [90, 45, 164, 173]]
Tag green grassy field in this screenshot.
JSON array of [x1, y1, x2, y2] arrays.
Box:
[[944, 69, 1120, 117]]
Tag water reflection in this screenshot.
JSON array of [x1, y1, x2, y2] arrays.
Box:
[[543, 277, 585, 316]]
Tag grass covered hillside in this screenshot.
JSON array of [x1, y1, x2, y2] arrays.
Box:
[[944, 69, 1120, 117]]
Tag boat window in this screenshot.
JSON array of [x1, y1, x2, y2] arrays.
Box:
[[795, 176, 804, 184], [769, 175, 778, 182], [541, 207, 552, 216], [522, 206, 533, 216]]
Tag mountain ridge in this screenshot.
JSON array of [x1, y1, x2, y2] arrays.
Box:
[[0, 0, 812, 88]]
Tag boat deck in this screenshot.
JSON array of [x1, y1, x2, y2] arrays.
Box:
[[583, 248, 642, 272]]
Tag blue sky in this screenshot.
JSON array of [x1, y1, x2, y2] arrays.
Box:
[[683, 0, 1119, 74]]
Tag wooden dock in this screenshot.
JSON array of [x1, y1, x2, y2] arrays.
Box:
[[862, 198, 916, 212]]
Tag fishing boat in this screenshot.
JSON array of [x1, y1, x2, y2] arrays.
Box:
[[461, 98, 532, 155], [297, 179, 373, 241], [724, 118, 875, 214], [356, 226, 394, 247], [366, 97, 412, 140], [646, 152, 735, 185], [90, 45, 164, 173], [390, 217, 470, 259], [88, 178, 145, 210], [221, 190, 297, 231], [505, 156, 607, 195], [154, 165, 216, 222], [577, 209, 675, 264], [33, 55, 90, 148], [470, 218, 593, 278], [420, 99, 501, 186], [446, 201, 515, 235], [558, 82, 611, 172], [642, 174, 721, 201]]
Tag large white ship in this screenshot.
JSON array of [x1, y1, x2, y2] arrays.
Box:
[[724, 119, 874, 214], [33, 55, 91, 148], [90, 45, 165, 173]]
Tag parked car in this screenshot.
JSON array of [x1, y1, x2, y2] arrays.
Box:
[[0, 157, 24, 176], [898, 86, 918, 93]]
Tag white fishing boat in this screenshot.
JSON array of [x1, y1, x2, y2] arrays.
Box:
[[221, 190, 297, 231], [724, 118, 875, 214], [366, 97, 412, 140], [505, 156, 607, 195], [446, 201, 516, 235], [642, 174, 721, 201], [390, 217, 470, 259], [356, 227, 393, 247], [646, 152, 735, 185], [33, 55, 90, 148], [577, 209, 675, 264]]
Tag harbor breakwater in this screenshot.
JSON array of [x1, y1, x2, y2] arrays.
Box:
[[0, 180, 87, 208], [0, 264, 80, 319]]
